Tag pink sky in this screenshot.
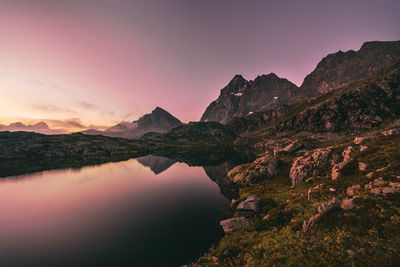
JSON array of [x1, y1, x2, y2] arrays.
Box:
[[0, 0, 399, 131]]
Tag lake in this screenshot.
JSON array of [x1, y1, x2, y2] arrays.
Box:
[[0, 156, 232, 266]]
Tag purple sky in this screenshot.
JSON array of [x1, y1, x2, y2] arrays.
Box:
[[0, 0, 399, 130]]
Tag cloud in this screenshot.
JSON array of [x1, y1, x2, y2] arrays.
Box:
[[32, 104, 77, 114], [79, 101, 116, 117], [45, 118, 110, 131]]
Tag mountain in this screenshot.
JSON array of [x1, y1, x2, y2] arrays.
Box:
[[277, 60, 400, 132], [201, 40, 400, 124], [200, 75, 248, 123], [201, 73, 303, 124], [83, 107, 182, 139], [0, 121, 67, 134], [300, 40, 400, 95]]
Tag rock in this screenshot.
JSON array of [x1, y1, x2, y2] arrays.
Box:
[[381, 187, 395, 194], [364, 184, 372, 189], [389, 181, 400, 188], [370, 188, 382, 195], [381, 129, 400, 136], [283, 140, 303, 153], [347, 185, 361, 197], [341, 198, 354, 210], [273, 146, 284, 156], [290, 147, 332, 186], [317, 197, 342, 214], [308, 183, 324, 201], [342, 146, 354, 162], [360, 145, 368, 152], [359, 162, 367, 171], [237, 195, 261, 216], [220, 217, 253, 234], [373, 178, 386, 186], [354, 137, 365, 144], [331, 146, 354, 180], [376, 167, 387, 172], [302, 213, 321, 232], [307, 187, 313, 201], [262, 214, 271, 221], [331, 164, 341, 180], [366, 172, 374, 179], [228, 154, 278, 184], [347, 249, 356, 256]]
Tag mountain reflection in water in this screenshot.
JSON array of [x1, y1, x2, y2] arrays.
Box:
[[0, 154, 247, 266]]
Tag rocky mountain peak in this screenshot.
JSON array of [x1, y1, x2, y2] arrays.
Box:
[[201, 72, 303, 123], [300, 40, 400, 95]]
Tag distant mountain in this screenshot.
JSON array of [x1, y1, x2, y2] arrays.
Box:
[[300, 40, 400, 95], [136, 155, 176, 174], [0, 122, 67, 134], [83, 107, 182, 139], [201, 73, 301, 124]]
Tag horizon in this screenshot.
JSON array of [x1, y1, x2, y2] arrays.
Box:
[[0, 0, 399, 132]]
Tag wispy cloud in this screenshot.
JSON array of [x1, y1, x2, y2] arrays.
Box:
[[32, 104, 77, 114], [79, 101, 116, 117], [45, 118, 109, 131]]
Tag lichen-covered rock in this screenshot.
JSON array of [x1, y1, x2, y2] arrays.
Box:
[[381, 128, 400, 136], [303, 197, 342, 233], [290, 147, 332, 186], [228, 154, 278, 184], [373, 177, 386, 187], [347, 185, 361, 197], [302, 213, 321, 232], [370, 187, 395, 195], [283, 140, 303, 153], [317, 197, 342, 214], [341, 198, 354, 210], [331, 146, 355, 180], [237, 195, 261, 216], [359, 162, 367, 171], [220, 217, 253, 234], [342, 146, 354, 162], [354, 137, 366, 144]]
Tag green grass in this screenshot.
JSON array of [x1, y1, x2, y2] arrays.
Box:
[[194, 134, 400, 266]]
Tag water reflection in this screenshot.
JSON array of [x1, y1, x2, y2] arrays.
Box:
[[0, 156, 236, 266], [136, 155, 177, 174]]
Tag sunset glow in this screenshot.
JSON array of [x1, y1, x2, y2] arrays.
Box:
[[0, 0, 399, 132]]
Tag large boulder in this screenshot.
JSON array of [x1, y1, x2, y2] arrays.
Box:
[[331, 146, 354, 180], [228, 154, 278, 184], [220, 217, 253, 234], [290, 147, 332, 186], [237, 195, 261, 216]]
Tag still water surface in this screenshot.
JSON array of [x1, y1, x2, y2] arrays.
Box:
[[0, 156, 230, 266]]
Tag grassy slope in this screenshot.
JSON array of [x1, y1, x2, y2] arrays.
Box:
[[195, 134, 400, 266]]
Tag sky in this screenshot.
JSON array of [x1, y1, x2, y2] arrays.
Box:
[[0, 0, 399, 131]]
